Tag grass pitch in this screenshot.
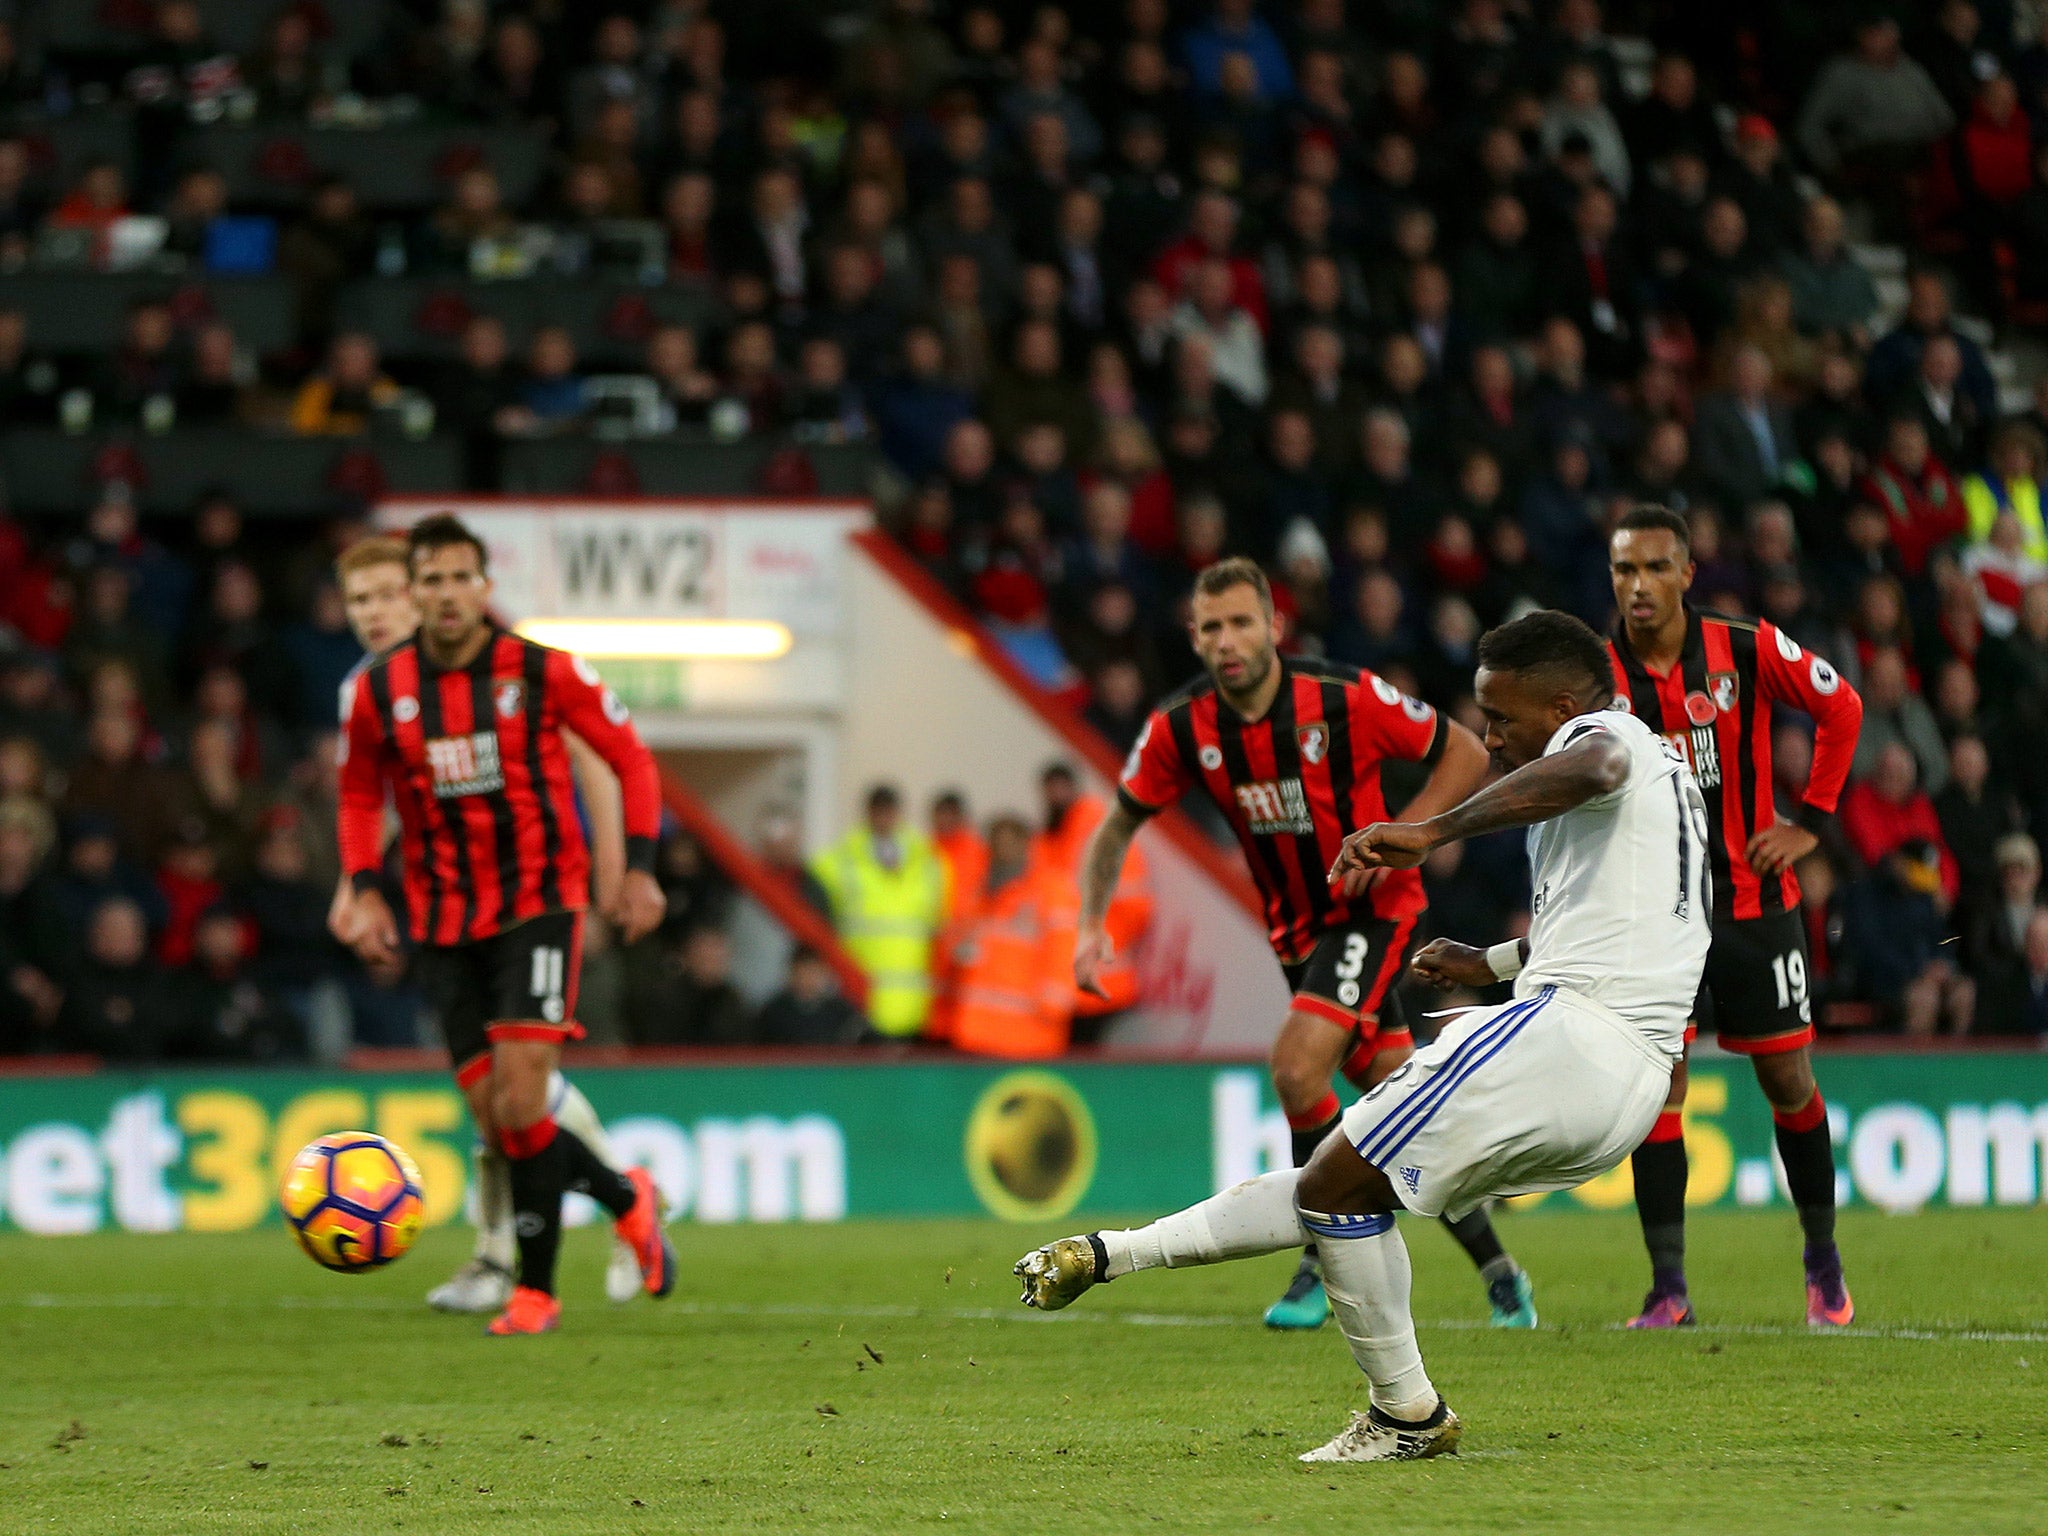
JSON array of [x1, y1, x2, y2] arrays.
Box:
[[1, 1209, 2042, 1536]]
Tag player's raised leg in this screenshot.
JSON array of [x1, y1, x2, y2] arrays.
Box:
[[487, 1032, 666, 1335], [484, 916, 672, 1335], [1626, 1053, 1694, 1328], [428, 1068, 634, 1311], [1754, 1046, 1851, 1326], [1015, 1151, 1461, 1461], [1016, 1167, 1310, 1310], [548, 1073, 647, 1304]]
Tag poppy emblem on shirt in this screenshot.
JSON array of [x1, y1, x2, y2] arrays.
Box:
[[1199, 744, 1224, 771], [1684, 690, 1716, 727], [392, 695, 420, 724], [495, 680, 524, 719], [1297, 722, 1328, 764], [1709, 671, 1739, 713]]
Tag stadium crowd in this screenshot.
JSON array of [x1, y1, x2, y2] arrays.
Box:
[[5, 0, 2048, 1056]]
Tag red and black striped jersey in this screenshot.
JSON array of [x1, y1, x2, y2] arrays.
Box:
[[1118, 656, 1446, 961], [1607, 609, 1863, 922], [337, 626, 662, 946]]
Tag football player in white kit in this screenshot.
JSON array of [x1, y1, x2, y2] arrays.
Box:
[[1015, 611, 1710, 1462], [329, 535, 646, 1313]]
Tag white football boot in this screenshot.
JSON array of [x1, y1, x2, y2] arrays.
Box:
[[426, 1257, 514, 1315], [1299, 1403, 1463, 1463], [605, 1237, 644, 1303]]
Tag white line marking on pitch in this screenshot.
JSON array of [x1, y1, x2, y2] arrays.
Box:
[[4, 1292, 2044, 1343]]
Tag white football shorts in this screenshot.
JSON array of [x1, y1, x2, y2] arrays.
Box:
[[1337, 984, 1673, 1220]]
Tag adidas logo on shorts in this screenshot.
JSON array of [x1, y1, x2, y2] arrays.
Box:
[[1399, 1167, 1422, 1194]]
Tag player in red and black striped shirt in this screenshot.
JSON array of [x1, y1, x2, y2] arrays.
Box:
[[1607, 506, 1865, 1329], [1080, 559, 1536, 1330], [338, 515, 675, 1336]]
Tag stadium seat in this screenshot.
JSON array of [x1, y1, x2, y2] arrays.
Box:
[[0, 273, 297, 355], [0, 428, 464, 514], [191, 125, 551, 212]]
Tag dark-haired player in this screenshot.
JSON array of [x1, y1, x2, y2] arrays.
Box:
[[330, 534, 645, 1314], [338, 514, 674, 1335], [1020, 610, 1711, 1462], [1607, 506, 1864, 1328], [1076, 557, 1537, 1330]]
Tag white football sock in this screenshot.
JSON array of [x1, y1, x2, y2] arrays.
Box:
[[1301, 1207, 1437, 1420], [550, 1073, 619, 1167], [473, 1145, 517, 1271], [1100, 1171, 1306, 1278]]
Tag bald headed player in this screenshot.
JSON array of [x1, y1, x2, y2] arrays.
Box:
[[1607, 506, 1863, 1328], [330, 535, 645, 1315]]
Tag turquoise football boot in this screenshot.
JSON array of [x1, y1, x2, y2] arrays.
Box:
[[1487, 1267, 1538, 1328], [1264, 1259, 1330, 1329]]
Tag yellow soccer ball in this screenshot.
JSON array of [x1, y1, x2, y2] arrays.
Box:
[[280, 1132, 425, 1273]]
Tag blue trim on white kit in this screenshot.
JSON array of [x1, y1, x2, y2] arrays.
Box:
[[1356, 987, 1557, 1169], [1297, 1210, 1394, 1240], [1350, 990, 1542, 1164]]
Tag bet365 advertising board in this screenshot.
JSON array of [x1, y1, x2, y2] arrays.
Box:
[[0, 1056, 2044, 1235]]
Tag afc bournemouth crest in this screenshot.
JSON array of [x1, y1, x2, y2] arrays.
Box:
[[495, 680, 525, 719], [1297, 722, 1329, 765], [1708, 671, 1739, 713]]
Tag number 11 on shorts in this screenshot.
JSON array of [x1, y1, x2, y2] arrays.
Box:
[[531, 946, 565, 1020]]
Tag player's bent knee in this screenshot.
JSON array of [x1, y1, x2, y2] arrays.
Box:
[[1270, 1013, 1351, 1112], [1296, 1132, 1398, 1217], [488, 1039, 556, 1132]]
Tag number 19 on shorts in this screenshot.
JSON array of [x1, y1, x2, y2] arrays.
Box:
[[1771, 950, 1810, 1024]]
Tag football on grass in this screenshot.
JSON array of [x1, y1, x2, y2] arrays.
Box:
[[280, 1132, 425, 1273]]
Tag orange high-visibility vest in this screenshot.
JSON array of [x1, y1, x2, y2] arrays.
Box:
[[926, 826, 992, 1042], [1031, 795, 1154, 1017], [950, 865, 1075, 1059]]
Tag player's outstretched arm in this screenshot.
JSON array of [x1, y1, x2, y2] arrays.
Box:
[[1333, 729, 1631, 876], [1074, 800, 1143, 998]]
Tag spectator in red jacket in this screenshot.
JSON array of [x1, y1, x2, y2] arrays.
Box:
[[1857, 414, 1966, 577], [1956, 74, 2034, 207], [1151, 189, 1270, 335], [1842, 740, 1961, 904]]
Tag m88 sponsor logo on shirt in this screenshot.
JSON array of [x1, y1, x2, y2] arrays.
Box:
[[1663, 726, 1723, 789], [425, 731, 505, 797], [1235, 778, 1315, 836]]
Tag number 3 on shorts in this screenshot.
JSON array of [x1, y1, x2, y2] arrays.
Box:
[[530, 946, 566, 1023], [1334, 932, 1369, 1009]]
